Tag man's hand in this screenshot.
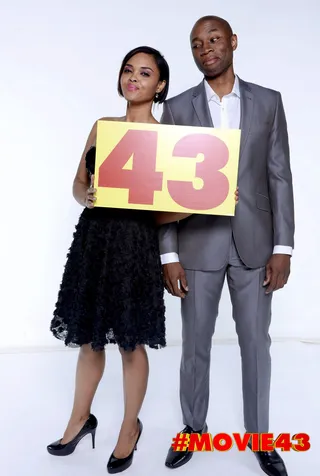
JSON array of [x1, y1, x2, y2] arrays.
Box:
[[263, 254, 291, 294], [163, 263, 188, 298]]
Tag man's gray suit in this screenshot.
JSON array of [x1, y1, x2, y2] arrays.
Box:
[[159, 77, 295, 433]]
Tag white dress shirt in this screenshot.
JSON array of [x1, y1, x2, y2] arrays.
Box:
[[160, 75, 292, 265]]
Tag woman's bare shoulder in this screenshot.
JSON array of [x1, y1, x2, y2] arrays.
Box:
[[97, 116, 125, 122], [87, 116, 124, 146]]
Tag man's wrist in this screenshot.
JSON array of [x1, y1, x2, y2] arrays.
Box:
[[160, 252, 179, 265], [273, 245, 292, 256]]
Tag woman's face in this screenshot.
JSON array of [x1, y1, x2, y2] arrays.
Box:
[[120, 52, 164, 104]]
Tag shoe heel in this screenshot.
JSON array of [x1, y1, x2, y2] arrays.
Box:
[[47, 414, 98, 457], [91, 429, 96, 449]]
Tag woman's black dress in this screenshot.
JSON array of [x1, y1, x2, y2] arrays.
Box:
[[50, 146, 166, 351]]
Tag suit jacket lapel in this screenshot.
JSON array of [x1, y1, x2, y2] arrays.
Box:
[[192, 80, 213, 127], [238, 78, 253, 158], [191, 78, 253, 158]]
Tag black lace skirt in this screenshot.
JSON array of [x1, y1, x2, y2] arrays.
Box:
[[50, 207, 166, 351]]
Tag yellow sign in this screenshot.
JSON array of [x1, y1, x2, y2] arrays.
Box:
[[94, 120, 240, 215]]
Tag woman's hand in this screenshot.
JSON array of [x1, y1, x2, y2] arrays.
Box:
[[235, 186, 239, 205], [85, 175, 96, 208]]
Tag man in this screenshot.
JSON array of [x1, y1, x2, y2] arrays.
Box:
[[159, 16, 294, 476]]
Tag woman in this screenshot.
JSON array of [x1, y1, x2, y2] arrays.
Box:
[[47, 46, 171, 474], [47, 45, 238, 473]]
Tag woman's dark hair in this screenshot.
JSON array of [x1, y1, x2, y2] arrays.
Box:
[[117, 46, 169, 104]]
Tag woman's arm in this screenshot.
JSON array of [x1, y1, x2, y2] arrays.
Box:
[[154, 212, 192, 226], [72, 121, 98, 206]]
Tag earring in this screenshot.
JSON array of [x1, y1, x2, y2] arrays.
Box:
[[155, 93, 159, 99]]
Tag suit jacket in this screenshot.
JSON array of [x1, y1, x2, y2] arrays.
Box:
[[158, 77, 295, 270]]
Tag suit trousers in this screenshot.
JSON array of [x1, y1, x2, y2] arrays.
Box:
[[179, 235, 272, 433]]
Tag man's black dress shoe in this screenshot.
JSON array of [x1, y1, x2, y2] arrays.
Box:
[[248, 442, 288, 476], [165, 423, 208, 469]]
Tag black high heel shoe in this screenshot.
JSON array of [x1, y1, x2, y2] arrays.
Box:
[[47, 414, 98, 456], [107, 419, 143, 474]]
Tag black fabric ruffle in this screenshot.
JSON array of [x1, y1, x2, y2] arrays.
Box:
[[50, 147, 166, 351]]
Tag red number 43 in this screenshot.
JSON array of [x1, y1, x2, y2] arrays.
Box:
[[274, 433, 310, 452], [98, 129, 230, 210]]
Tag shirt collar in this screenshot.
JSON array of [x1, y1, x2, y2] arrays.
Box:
[[204, 74, 240, 101]]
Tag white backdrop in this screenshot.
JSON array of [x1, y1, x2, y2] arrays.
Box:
[[1, 0, 319, 351]]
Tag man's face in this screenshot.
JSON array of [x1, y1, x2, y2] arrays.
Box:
[[190, 18, 237, 78]]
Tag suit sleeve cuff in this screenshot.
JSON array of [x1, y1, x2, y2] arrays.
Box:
[[273, 246, 292, 256], [160, 252, 179, 264]]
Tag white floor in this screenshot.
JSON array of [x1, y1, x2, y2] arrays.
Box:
[[0, 342, 318, 475]]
